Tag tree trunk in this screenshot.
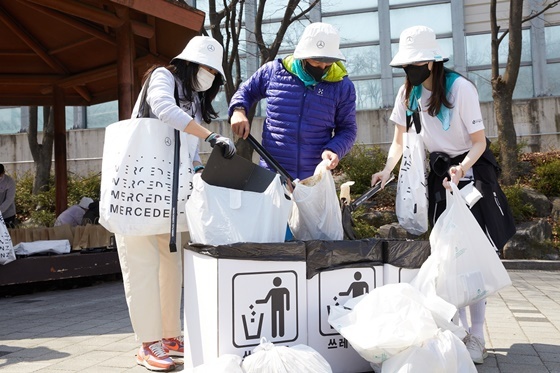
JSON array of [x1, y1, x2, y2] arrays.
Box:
[[27, 106, 54, 194], [492, 78, 518, 185]]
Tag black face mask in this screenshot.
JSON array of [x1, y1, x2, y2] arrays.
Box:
[[304, 63, 328, 82], [403, 64, 431, 86]]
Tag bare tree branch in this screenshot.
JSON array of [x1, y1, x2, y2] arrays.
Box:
[[495, 0, 559, 44], [290, 0, 320, 23]]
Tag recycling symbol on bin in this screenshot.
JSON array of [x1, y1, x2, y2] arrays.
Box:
[[232, 270, 299, 348]]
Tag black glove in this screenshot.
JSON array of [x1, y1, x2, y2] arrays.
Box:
[[205, 132, 236, 159]]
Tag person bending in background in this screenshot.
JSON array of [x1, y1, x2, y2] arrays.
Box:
[[54, 197, 93, 227], [0, 164, 16, 228]]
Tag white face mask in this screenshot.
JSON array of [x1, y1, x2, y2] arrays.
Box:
[[195, 67, 215, 92]]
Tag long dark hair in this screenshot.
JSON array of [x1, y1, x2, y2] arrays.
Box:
[[142, 59, 223, 123], [404, 62, 453, 117]]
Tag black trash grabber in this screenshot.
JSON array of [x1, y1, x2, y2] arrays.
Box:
[[350, 174, 395, 210], [246, 134, 296, 190], [168, 83, 182, 253], [169, 129, 180, 253], [341, 175, 395, 240]]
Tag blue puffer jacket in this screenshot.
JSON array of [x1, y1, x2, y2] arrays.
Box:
[[229, 57, 357, 180]]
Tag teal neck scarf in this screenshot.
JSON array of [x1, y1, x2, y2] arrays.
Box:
[[292, 59, 319, 87], [407, 70, 460, 131]]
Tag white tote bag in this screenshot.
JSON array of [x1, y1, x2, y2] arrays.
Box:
[[395, 130, 428, 235], [417, 182, 511, 308], [289, 161, 343, 241], [185, 174, 292, 245], [99, 118, 196, 236], [0, 213, 16, 265]]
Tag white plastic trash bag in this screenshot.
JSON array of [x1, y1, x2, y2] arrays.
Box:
[[289, 161, 343, 240], [328, 283, 440, 364], [188, 354, 244, 373], [13, 239, 71, 256], [414, 182, 511, 308], [186, 174, 292, 245], [395, 130, 428, 236], [242, 338, 332, 373], [0, 213, 15, 265], [381, 330, 476, 373]]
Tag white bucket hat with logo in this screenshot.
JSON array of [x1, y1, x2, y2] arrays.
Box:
[[172, 36, 226, 80], [293, 22, 346, 62], [390, 25, 448, 67]]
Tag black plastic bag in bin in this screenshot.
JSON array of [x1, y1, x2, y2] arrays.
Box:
[[305, 239, 384, 279], [186, 241, 306, 262], [382, 239, 431, 269]]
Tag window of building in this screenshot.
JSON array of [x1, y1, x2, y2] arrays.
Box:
[[323, 12, 379, 43], [466, 29, 531, 67], [353, 79, 383, 110], [389, 4, 452, 39], [0, 107, 22, 134], [321, 0, 377, 13], [546, 63, 560, 95], [86, 101, 118, 129], [343, 45, 381, 77], [468, 65, 534, 102]]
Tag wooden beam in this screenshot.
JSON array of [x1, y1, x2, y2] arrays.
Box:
[[53, 85, 68, 216], [115, 6, 135, 120], [109, 0, 205, 31], [37, 54, 166, 96], [25, 0, 124, 28], [19, 0, 117, 46], [74, 85, 92, 102], [131, 20, 154, 39], [147, 15, 157, 54], [0, 6, 68, 74], [49, 36, 99, 55], [0, 74, 59, 85]]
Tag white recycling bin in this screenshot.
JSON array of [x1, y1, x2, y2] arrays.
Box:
[[183, 241, 307, 369]]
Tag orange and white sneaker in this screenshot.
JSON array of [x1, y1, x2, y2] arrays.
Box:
[[162, 336, 184, 357], [136, 341, 176, 371]]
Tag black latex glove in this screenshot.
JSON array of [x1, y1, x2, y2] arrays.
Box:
[[205, 132, 236, 159]]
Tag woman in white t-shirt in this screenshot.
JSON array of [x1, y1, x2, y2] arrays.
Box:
[[372, 26, 515, 365]]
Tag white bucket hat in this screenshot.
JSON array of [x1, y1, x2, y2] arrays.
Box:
[[79, 197, 94, 209], [390, 25, 448, 67], [293, 22, 345, 62], [172, 36, 226, 80]]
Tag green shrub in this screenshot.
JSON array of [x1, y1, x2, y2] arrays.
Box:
[[531, 159, 560, 197], [352, 207, 379, 239], [502, 183, 536, 223], [339, 144, 389, 195], [14, 172, 100, 227]]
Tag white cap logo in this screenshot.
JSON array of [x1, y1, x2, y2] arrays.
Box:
[[316, 40, 325, 49], [406, 36, 413, 43], [207, 44, 215, 52]]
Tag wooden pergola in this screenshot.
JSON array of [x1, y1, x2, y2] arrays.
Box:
[[0, 0, 205, 214]]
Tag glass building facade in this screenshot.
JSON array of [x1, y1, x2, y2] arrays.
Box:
[[1, 0, 559, 133]]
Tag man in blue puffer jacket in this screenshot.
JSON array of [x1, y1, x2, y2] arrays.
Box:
[[229, 22, 357, 180]]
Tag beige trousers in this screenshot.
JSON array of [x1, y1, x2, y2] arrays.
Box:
[[116, 233, 182, 343]]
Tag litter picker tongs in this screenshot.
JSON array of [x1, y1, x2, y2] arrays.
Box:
[[350, 174, 396, 210]]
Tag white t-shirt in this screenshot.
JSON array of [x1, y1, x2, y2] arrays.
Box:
[[390, 76, 485, 158]]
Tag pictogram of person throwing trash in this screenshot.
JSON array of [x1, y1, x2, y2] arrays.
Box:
[[256, 276, 290, 338], [339, 271, 369, 298]]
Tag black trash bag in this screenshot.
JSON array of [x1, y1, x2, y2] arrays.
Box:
[[305, 239, 384, 279]]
